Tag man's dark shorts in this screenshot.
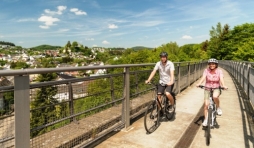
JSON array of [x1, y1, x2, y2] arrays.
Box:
[[157, 83, 174, 95]]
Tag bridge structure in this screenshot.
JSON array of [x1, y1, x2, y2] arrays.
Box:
[[0, 61, 253, 148]]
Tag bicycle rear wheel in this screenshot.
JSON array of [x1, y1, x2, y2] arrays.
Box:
[[165, 94, 176, 120], [144, 100, 159, 134], [206, 108, 212, 146]]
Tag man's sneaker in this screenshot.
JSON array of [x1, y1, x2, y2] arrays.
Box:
[[160, 110, 163, 116], [167, 105, 174, 112], [217, 108, 222, 116], [202, 119, 208, 126]]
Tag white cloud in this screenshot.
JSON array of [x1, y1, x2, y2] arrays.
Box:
[[182, 35, 192, 39], [45, 6, 67, 15], [108, 24, 118, 29], [38, 16, 60, 29], [17, 18, 36, 22], [39, 25, 49, 29], [93, 44, 97, 47], [58, 29, 69, 32], [70, 8, 87, 15], [0, 35, 3, 38], [102, 40, 110, 44], [86, 38, 94, 41]]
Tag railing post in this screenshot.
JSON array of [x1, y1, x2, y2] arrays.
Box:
[[135, 71, 139, 95], [68, 82, 74, 122], [247, 63, 251, 100], [123, 67, 130, 129], [242, 62, 244, 87], [188, 62, 190, 87], [177, 63, 181, 94], [194, 62, 197, 81], [14, 75, 30, 148]]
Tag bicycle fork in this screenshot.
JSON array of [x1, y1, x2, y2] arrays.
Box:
[[209, 105, 217, 127]]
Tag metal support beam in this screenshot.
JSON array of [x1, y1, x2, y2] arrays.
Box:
[[68, 82, 74, 122], [14, 75, 30, 148], [177, 63, 181, 94], [188, 62, 190, 86], [123, 67, 130, 128]]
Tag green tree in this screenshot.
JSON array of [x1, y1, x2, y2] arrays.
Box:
[[30, 72, 58, 137], [10, 61, 29, 69], [72, 41, 78, 47], [207, 22, 231, 59], [227, 23, 254, 61]]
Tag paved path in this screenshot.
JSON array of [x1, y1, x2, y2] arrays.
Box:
[[94, 68, 254, 148]]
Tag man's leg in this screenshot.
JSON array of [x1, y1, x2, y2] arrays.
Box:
[[165, 84, 174, 105]]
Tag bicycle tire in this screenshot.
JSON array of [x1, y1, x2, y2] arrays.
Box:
[[165, 94, 176, 120], [206, 108, 212, 146], [144, 100, 159, 134]]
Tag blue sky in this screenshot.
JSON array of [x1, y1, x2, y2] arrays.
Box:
[[0, 0, 254, 48]]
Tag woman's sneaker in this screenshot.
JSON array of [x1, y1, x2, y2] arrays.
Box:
[[202, 119, 208, 126], [217, 108, 222, 116]]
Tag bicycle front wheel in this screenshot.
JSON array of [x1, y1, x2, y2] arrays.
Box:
[[144, 100, 159, 134], [206, 108, 212, 146]]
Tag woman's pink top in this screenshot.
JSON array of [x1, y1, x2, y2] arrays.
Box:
[[203, 68, 223, 88]]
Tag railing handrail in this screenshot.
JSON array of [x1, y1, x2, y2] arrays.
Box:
[[0, 62, 205, 76]]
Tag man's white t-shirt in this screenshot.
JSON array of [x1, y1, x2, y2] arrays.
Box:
[[154, 60, 175, 84]]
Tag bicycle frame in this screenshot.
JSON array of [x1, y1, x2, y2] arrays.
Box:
[[153, 84, 167, 113], [199, 85, 224, 126], [208, 89, 217, 127], [144, 81, 176, 134]]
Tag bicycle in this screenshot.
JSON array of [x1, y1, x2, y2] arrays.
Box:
[[144, 81, 176, 134], [198, 85, 226, 146]]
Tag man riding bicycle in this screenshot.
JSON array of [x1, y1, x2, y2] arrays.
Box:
[[196, 58, 228, 126], [145, 52, 175, 110]]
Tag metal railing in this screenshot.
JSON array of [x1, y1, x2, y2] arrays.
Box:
[[0, 61, 207, 147], [220, 61, 254, 106]]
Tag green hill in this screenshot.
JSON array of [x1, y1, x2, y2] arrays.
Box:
[[30, 44, 62, 51], [130, 46, 154, 50]]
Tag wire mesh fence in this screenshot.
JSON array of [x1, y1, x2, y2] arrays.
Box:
[[0, 62, 208, 147]]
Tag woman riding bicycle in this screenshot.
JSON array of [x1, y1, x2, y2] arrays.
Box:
[[196, 58, 228, 126]]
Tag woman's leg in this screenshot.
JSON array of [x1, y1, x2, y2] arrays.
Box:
[[203, 90, 209, 126], [213, 89, 222, 115], [203, 100, 209, 126]]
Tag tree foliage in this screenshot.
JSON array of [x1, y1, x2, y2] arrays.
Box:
[[207, 22, 254, 61], [30, 72, 59, 137], [0, 41, 15, 46]]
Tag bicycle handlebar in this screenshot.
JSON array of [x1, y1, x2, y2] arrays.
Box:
[[147, 81, 168, 87], [198, 85, 227, 90]]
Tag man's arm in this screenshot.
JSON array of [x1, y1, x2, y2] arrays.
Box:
[[167, 70, 174, 85], [146, 69, 156, 83]]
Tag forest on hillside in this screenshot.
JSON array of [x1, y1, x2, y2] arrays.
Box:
[[109, 22, 254, 63]]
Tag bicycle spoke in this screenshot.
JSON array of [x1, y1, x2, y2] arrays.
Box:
[[206, 108, 212, 146], [144, 101, 159, 133]]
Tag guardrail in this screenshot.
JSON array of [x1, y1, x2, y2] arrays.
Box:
[[220, 61, 254, 106], [0, 61, 207, 147]]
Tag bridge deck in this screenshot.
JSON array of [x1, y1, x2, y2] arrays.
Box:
[[94, 69, 254, 148]]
